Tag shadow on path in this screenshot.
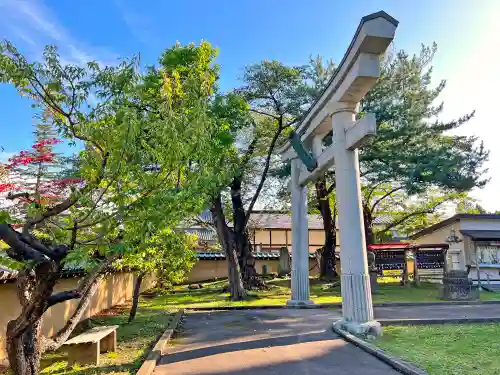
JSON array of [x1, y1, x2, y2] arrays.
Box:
[[154, 309, 399, 375]]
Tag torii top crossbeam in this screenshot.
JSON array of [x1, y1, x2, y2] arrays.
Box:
[[280, 11, 398, 173]]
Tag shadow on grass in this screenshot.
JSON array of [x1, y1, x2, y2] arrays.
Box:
[[149, 279, 500, 311]]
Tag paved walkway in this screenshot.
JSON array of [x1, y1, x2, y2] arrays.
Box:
[[154, 304, 500, 374], [154, 309, 398, 375], [375, 303, 500, 321]]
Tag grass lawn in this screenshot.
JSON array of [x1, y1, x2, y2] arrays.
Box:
[[40, 297, 175, 375], [376, 324, 500, 375], [154, 278, 500, 309]]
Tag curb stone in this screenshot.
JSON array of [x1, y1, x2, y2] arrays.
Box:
[[184, 299, 500, 311], [136, 309, 184, 375], [332, 325, 429, 375]]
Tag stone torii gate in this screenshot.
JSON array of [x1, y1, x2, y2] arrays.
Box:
[[279, 11, 398, 335]]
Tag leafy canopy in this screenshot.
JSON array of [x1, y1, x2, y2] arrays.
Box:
[[0, 40, 237, 272]]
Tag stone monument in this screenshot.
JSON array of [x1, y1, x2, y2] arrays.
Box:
[[278, 247, 291, 277], [278, 11, 398, 335], [441, 269, 479, 301]]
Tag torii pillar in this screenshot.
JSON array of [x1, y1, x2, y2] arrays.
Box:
[[279, 11, 398, 336]]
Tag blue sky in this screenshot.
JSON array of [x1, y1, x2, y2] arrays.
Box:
[[0, 0, 499, 210]]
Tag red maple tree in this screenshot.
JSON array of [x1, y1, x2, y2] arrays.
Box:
[[1, 137, 82, 212]]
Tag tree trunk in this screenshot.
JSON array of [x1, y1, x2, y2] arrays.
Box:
[[315, 178, 337, 280], [7, 262, 59, 375], [6, 320, 42, 375], [230, 177, 263, 289], [42, 276, 102, 352], [129, 272, 145, 323], [363, 207, 375, 246], [211, 195, 247, 300], [41, 257, 114, 352]]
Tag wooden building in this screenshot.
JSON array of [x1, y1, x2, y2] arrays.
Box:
[[185, 210, 401, 282]]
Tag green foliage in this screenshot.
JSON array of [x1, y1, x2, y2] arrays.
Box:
[[363, 183, 466, 238], [119, 228, 198, 287], [296, 45, 489, 238], [455, 195, 488, 214], [0, 40, 236, 276], [231, 60, 313, 210], [237, 60, 311, 122], [360, 43, 488, 193]]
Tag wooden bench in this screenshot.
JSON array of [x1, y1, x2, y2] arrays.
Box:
[[63, 325, 118, 366]]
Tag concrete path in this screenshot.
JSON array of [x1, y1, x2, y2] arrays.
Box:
[[154, 304, 500, 374], [374, 303, 500, 320], [154, 309, 399, 375]]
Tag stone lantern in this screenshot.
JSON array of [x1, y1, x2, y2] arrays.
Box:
[[442, 228, 478, 300]]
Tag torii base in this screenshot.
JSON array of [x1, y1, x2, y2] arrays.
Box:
[[333, 319, 382, 337], [286, 300, 315, 309]]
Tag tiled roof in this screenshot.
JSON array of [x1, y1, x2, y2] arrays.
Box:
[[247, 212, 323, 229], [373, 214, 394, 225], [0, 263, 93, 283], [185, 228, 217, 242], [198, 210, 213, 224], [196, 251, 317, 260], [195, 210, 394, 230]]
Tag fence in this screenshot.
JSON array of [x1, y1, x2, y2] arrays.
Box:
[[0, 272, 155, 361]]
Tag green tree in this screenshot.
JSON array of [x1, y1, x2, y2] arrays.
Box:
[[358, 44, 488, 242], [0, 40, 233, 375], [210, 60, 311, 299], [275, 45, 488, 277], [455, 195, 488, 214], [362, 183, 466, 239], [135, 41, 250, 301], [120, 228, 197, 322]]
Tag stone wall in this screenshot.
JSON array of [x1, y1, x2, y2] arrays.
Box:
[[0, 272, 155, 361]]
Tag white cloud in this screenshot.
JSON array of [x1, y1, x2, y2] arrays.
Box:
[[113, 0, 158, 47], [0, 0, 118, 66]]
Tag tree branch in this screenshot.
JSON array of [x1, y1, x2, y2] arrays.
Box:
[[191, 217, 215, 231], [239, 137, 257, 170], [249, 108, 280, 120], [370, 186, 404, 213], [377, 211, 433, 234], [42, 256, 119, 352], [28, 73, 105, 154], [0, 224, 46, 262], [23, 152, 109, 235], [76, 168, 172, 230], [42, 275, 101, 352], [326, 181, 336, 195], [364, 181, 386, 203], [19, 235, 56, 260], [6, 192, 31, 200], [244, 117, 284, 228], [47, 290, 81, 307], [69, 222, 78, 250], [75, 233, 106, 245]]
